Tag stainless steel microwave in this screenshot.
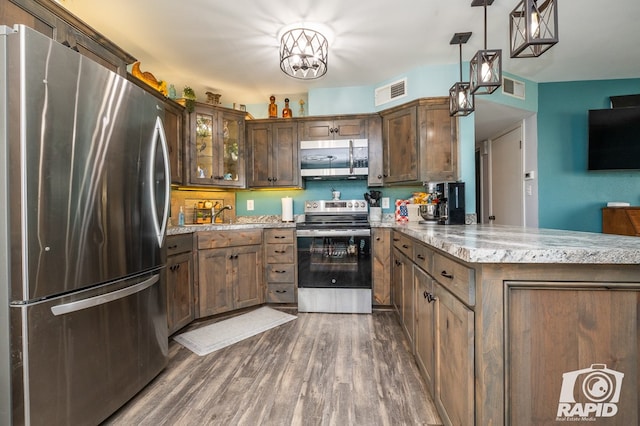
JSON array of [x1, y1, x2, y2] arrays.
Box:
[[300, 139, 368, 180]]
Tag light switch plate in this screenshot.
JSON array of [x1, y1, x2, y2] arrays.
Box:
[[382, 197, 390, 209], [247, 200, 254, 211]]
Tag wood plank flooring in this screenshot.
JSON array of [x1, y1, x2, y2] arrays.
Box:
[[103, 309, 443, 426]]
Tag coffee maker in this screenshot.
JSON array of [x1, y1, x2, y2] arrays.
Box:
[[435, 182, 465, 225]]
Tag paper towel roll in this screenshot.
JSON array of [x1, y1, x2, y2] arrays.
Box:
[[281, 197, 293, 222]]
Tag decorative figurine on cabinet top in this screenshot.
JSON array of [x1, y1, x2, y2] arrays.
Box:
[[282, 98, 292, 118], [268, 95, 278, 118]]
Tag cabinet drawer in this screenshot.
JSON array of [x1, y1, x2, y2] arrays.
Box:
[[433, 252, 475, 306], [167, 234, 193, 256], [392, 232, 413, 258], [266, 244, 295, 263], [197, 229, 262, 249], [413, 243, 433, 273], [266, 283, 296, 303], [266, 264, 295, 283], [265, 228, 295, 244]]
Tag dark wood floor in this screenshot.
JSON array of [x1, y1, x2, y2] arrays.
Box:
[[103, 308, 442, 426]]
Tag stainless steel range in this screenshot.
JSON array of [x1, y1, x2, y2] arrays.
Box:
[[296, 199, 372, 313]]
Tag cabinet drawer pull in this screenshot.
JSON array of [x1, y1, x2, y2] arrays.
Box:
[[168, 244, 178, 250], [416, 254, 425, 260], [274, 235, 286, 239], [441, 270, 453, 279], [275, 289, 288, 294], [274, 270, 287, 273], [393, 237, 400, 242], [402, 244, 409, 249], [274, 250, 286, 254]]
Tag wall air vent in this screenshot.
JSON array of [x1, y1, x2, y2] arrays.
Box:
[[502, 76, 525, 100], [375, 78, 407, 106]]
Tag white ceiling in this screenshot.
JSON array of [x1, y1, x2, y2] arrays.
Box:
[[58, 0, 639, 140]]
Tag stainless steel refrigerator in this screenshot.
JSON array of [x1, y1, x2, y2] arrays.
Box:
[[0, 25, 170, 425]]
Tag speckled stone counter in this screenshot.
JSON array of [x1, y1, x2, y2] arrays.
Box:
[[167, 215, 297, 236], [391, 223, 640, 264]]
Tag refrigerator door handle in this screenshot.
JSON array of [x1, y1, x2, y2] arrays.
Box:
[[150, 114, 171, 247], [50, 274, 160, 316]]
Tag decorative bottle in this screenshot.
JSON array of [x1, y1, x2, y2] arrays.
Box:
[[178, 206, 185, 226], [282, 98, 292, 118], [268, 95, 277, 118]]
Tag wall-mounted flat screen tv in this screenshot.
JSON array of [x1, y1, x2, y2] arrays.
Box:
[[588, 106, 640, 170]]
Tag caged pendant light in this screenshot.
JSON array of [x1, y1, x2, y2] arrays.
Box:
[[449, 32, 474, 117], [469, 0, 502, 95], [510, 0, 558, 58], [279, 28, 328, 80]]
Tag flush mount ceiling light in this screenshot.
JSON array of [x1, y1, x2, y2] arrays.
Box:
[[510, 0, 558, 58], [469, 0, 502, 95], [449, 32, 475, 117], [279, 27, 328, 80]]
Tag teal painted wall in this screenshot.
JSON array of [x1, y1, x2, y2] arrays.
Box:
[[235, 181, 423, 216], [537, 78, 640, 232]]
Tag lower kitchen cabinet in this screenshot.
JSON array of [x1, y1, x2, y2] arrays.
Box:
[[414, 267, 436, 393], [392, 232, 414, 347], [197, 230, 263, 317], [372, 227, 391, 305], [166, 234, 195, 335], [434, 280, 474, 426], [264, 228, 297, 303]]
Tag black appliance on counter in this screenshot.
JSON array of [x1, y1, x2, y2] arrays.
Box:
[[296, 199, 371, 313], [436, 182, 466, 225]]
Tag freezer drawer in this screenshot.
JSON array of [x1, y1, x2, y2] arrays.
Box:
[[10, 271, 168, 426]]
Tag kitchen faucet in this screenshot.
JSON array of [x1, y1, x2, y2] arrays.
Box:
[[213, 204, 233, 222]]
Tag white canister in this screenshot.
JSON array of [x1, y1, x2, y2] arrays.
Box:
[[369, 207, 382, 223], [407, 204, 421, 222], [281, 197, 293, 222]]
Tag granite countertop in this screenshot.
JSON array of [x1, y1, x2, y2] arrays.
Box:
[[395, 223, 640, 264], [167, 215, 296, 236]]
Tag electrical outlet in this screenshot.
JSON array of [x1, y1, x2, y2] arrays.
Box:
[[247, 200, 254, 211], [382, 197, 390, 209]]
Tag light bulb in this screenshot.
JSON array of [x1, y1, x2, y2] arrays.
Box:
[[531, 10, 540, 38], [481, 62, 492, 82], [458, 90, 467, 107]]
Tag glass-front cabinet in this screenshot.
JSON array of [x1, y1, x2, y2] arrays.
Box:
[[188, 103, 245, 187]]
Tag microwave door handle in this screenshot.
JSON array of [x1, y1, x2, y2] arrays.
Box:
[[349, 139, 354, 174]]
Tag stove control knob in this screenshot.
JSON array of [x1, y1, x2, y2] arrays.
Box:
[[347, 202, 353, 208], [359, 201, 365, 208], [313, 202, 318, 208]]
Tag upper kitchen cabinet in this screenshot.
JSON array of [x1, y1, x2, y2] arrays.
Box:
[[246, 119, 300, 188], [299, 117, 367, 140], [1, 0, 134, 75], [186, 102, 246, 188], [380, 97, 458, 185]]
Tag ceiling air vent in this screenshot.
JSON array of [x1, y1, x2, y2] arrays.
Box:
[[375, 78, 407, 106], [502, 76, 525, 100]]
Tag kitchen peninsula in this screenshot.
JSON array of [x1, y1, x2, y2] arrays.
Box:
[[389, 222, 640, 425]]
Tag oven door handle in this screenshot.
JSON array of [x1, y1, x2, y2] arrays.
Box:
[[296, 228, 371, 237]]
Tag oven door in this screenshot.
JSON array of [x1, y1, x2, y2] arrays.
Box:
[[296, 228, 371, 289]]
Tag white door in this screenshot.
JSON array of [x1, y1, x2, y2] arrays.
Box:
[[490, 126, 523, 226]]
